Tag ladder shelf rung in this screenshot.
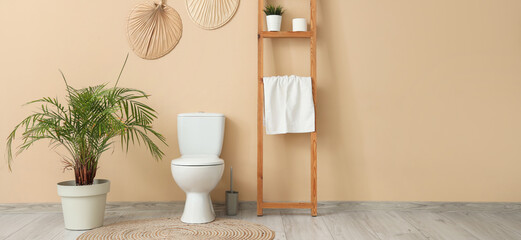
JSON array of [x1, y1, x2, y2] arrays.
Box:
[[259, 77, 315, 83], [262, 202, 313, 209]]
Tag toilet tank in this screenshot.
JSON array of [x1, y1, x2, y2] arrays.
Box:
[[177, 112, 225, 157]]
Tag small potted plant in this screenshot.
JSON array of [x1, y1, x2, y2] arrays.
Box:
[[264, 4, 285, 31], [6, 55, 166, 230]]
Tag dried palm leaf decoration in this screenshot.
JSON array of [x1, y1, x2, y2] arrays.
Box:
[[127, 0, 183, 60], [186, 0, 240, 30]]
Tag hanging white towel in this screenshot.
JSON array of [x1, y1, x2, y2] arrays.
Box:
[[263, 75, 315, 135]]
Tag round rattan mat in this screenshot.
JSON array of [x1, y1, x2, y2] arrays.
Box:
[[77, 217, 275, 240]]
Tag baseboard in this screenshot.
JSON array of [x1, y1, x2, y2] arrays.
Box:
[[1, 201, 520, 214]]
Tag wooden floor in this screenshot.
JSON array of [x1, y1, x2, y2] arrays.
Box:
[[1, 201, 521, 240]]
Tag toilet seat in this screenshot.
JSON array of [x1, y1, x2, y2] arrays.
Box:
[[172, 156, 224, 166]]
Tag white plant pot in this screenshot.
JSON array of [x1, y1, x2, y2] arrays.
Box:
[[292, 18, 307, 32], [57, 179, 110, 230], [266, 15, 282, 31]]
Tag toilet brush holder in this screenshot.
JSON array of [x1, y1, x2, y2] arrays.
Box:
[[226, 190, 239, 216], [226, 166, 238, 216]]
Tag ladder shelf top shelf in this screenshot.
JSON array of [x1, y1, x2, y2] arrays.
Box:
[[259, 31, 313, 38]]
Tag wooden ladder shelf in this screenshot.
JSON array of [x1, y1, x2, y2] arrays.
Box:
[[257, 0, 318, 217]]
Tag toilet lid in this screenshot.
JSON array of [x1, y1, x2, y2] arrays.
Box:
[[171, 157, 224, 166]]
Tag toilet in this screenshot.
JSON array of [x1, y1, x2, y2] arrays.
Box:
[[171, 112, 225, 223]]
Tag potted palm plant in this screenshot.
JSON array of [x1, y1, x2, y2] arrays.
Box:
[[6, 55, 166, 230], [264, 4, 285, 31]]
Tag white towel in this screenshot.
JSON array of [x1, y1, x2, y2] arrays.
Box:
[[263, 75, 315, 135]]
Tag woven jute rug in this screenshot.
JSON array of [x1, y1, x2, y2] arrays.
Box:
[[77, 217, 275, 240]]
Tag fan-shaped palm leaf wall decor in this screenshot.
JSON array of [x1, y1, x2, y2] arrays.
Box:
[[186, 0, 240, 30], [127, 0, 183, 60]]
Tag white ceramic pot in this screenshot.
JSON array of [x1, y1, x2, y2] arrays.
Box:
[[57, 179, 110, 230], [266, 15, 282, 31]]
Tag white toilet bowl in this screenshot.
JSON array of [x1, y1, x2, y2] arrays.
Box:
[[171, 157, 224, 223], [171, 112, 226, 224]]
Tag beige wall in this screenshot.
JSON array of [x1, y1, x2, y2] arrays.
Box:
[[1, 0, 521, 203]]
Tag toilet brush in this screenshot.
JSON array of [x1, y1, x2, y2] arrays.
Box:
[[225, 167, 239, 216], [230, 166, 233, 193]]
